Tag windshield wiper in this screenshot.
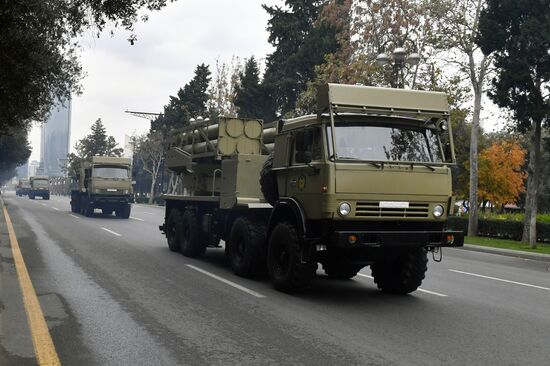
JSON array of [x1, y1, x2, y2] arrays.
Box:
[[338, 157, 382, 169]]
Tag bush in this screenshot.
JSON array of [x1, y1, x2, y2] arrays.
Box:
[[447, 216, 550, 243]]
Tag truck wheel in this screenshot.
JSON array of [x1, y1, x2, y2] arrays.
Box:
[[267, 221, 315, 293], [371, 247, 428, 294], [83, 201, 94, 217], [44, 194, 50, 200], [180, 209, 206, 258], [115, 205, 131, 219], [323, 262, 364, 280], [228, 217, 267, 278], [71, 202, 78, 213], [102, 208, 113, 215], [259, 153, 278, 205], [29, 194, 34, 200], [166, 209, 183, 252]]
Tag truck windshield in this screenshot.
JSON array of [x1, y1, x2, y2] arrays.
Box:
[[93, 166, 129, 179], [328, 124, 443, 163]]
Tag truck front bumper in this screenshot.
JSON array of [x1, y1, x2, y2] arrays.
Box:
[[90, 195, 132, 205], [332, 230, 464, 248]]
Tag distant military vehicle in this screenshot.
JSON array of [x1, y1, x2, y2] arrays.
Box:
[[16, 179, 31, 197], [159, 83, 464, 293], [29, 176, 50, 200], [70, 156, 133, 218]]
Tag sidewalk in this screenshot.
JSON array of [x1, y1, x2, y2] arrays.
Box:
[[460, 243, 550, 263]]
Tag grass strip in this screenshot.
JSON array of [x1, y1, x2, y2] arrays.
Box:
[[465, 235, 550, 255]]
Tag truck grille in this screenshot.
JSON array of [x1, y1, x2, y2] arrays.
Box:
[[355, 202, 429, 218]]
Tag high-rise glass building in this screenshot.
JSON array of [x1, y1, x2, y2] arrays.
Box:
[[41, 99, 71, 176]]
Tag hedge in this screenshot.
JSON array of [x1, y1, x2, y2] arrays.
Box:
[[447, 216, 550, 243]]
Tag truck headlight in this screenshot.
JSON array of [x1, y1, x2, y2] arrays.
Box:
[[338, 202, 351, 216], [433, 205, 444, 218], [95, 189, 101, 194]]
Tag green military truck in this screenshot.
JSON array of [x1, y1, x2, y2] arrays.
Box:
[[70, 156, 133, 218], [16, 179, 31, 197], [29, 176, 50, 200], [159, 83, 464, 293]]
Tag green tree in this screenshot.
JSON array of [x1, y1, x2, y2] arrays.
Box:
[[234, 57, 272, 121], [477, 0, 550, 247], [67, 119, 123, 176], [262, 0, 341, 117], [0, 128, 31, 185], [0, 0, 172, 133], [152, 64, 212, 133]]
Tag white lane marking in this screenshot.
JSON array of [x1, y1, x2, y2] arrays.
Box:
[[130, 216, 145, 222], [101, 227, 122, 237], [40, 203, 47, 206], [357, 273, 448, 297], [69, 214, 80, 219], [52, 207, 59, 211], [185, 264, 266, 298], [142, 212, 155, 215], [449, 269, 550, 292]]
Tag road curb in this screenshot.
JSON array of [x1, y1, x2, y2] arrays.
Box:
[[460, 244, 550, 263]]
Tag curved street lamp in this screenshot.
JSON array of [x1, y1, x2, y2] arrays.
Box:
[[376, 47, 421, 88]]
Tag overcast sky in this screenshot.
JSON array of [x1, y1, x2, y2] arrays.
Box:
[[29, 0, 278, 160], [29, 0, 505, 161]]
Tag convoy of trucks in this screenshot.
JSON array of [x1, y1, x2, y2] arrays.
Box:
[[70, 156, 133, 218], [159, 83, 464, 293], [16, 179, 31, 197], [29, 176, 50, 200]]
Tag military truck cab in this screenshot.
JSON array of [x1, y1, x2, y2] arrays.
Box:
[[70, 156, 133, 218], [29, 176, 50, 200]]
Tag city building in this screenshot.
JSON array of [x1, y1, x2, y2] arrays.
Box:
[[41, 99, 71, 176], [28, 160, 40, 177]]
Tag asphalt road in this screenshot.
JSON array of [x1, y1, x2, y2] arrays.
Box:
[[1, 192, 550, 365]]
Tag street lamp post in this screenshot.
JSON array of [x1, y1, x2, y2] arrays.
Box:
[[376, 47, 420, 88]]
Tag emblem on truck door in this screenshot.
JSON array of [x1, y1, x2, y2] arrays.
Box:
[[298, 175, 306, 190]]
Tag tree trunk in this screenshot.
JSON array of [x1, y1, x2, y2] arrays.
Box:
[[522, 119, 542, 248], [467, 88, 482, 236], [148, 176, 157, 204]]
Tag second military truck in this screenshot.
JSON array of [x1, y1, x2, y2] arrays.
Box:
[[160, 83, 464, 293], [70, 156, 133, 218], [29, 176, 50, 200]]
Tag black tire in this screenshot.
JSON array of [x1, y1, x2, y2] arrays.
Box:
[[371, 247, 428, 294], [259, 153, 278, 205], [102, 208, 112, 215], [180, 208, 206, 258], [227, 217, 267, 278], [166, 209, 183, 252], [44, 194, 50, 200], [323, 262, 364, 280], [82, 199, 94, 217], [267, 221, 315, 293], [115, 204, 131, 219], [29, 194, 34, 200]]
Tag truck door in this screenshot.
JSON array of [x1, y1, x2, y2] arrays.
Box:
[[286, 127, 325, 216]]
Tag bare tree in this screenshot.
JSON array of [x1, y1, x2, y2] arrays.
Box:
[[428, 0, 493, 236], [133, 133, 164, 204]]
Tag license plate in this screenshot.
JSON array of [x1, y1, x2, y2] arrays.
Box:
[[380, 201, 409, 209], [107, 189, 117, 192]]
